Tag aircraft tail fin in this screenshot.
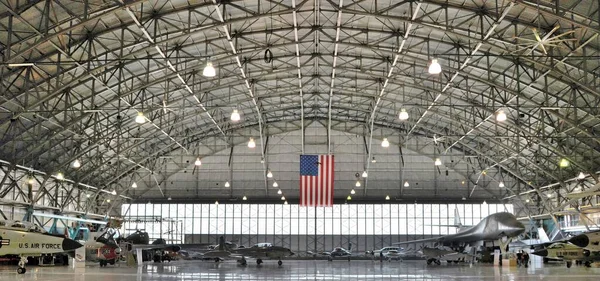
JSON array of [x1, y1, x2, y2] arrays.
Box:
[[537, 227, 550, 243], [454, 208, 462, 227], [218, 236, 225, 251]]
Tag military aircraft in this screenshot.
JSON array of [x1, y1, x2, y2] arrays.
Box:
[[569, 230, 600, 251], [0, 220, 83, 274], [308, 243, 353, 261], [531, 242, 600, 268], [393, 212, 525, 265], [87, 228, 181, 266], [201, 237, 294, 266]]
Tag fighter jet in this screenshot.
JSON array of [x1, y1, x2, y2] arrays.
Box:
[[393, 212, 525, 265], [0, 220, 83, 274], [201, 237, 294, 266], [531, 242, 600, 268]]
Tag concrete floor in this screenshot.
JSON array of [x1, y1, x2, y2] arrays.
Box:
[[1, 260, 599, 280]]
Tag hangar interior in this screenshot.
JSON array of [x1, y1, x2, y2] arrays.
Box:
[[0, 0, 599, 279]]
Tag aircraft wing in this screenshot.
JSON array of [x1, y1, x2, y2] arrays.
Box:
[[131, 244, 181, 252], [393, 237, 442, 245]]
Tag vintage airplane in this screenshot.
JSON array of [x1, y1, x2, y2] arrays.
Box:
[[393, 212, 525, 265], [308, 243, 353, 261], [202, 237, 294, 266], [531, 242, 600, 268], [0, 220, 83, 274]]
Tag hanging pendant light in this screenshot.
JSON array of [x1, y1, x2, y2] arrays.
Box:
[[135, 112, 146, 124], [242, 195, 247, 201], [381, 138, 390, 148], [362, 171, 368, 178], [428, 58, 441, 74], [578, 172, 585, 179], [215, 200, 219, 205], [195, 157, 202, 166], [347, 195, 352, 200], [132, 182, 138, 188], [281, 196, 286, 201], [230, 109, 241, 121], [203, 61, 216, 77], [248, 138, 256, 148], [72, 159, 81, 168], [224, 181, 230, 188], [434, 158, 442, 166], [398, 108, 409, 120], [273, 182, 278, 188], [350, 189, 356, 195], [267, 170, 273, 178], [277, 189, 282, 195], [496, 110, 507, 122], [355, 181, 361, 187], [404, 181, 409, 187], [498, 182, 505, 188], [56, 172, 64, 180], [385, 195, 390, 200]]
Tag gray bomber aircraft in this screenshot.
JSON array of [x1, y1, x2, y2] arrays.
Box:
[[0, 220, 83, 274], [393, 212, 525, 265]]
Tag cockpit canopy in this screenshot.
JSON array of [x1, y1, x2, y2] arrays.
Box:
[[0, 220, 46, 233]]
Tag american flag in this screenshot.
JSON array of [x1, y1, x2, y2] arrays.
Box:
[[300, 155, 334, 207]]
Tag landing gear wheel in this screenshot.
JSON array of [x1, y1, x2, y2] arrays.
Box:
[[447, 260, 452, 264], [278, 260, 283, 266], [427, 259, 433, 265], [109, 259, 115, 265], [240, 258, 247, 266], [435, 260, 441, 265], [567, 261, 572, 268], [328, 256, 333, 262], [454, 260, 459, 264], [256, 259, 263, 265], [17, 267, 26, 274], [215, 258, 220, 263], [585, 261, 591, 267]]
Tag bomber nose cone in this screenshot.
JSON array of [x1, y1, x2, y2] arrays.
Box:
[[569, 234, 590, 248], [531, 249, 548, 257], [62, 238, 83, 251]]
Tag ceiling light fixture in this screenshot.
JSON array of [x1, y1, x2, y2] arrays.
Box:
[[277, 189, 282, 195], [350, 189, 355, 195], [434, 158, 442, 166], [132, 182, 137, 188], [215, 200, 219, 205], [482, 200, 487, 205], [273, 182, 278, 188], [404, 181, 409, 187], [230, 109, 241, 122], [8, 63, 34, 67], [496, 110, 507, 122], [381, 138, 390, 148], [86, 194, 91, 198], [559, 158, 570, 168], [371, 157, 376, 163], [281, 196, 286, 201], [56, 172, 64, 180], [284, 200, 288, 205], [224, 181, 230, 188], [461, 196, 466, 200], [72, 159, 81, 168], [167, 197, 172, 201], [248, 138, 256, 148], [355, 181, 361, 187], [135, 112, 146, 124], [347, 195, 352, 200], [385, 195, 390, 200], [525, 198, 530, 203], [111, 190, 117, 195], [362, 171, 368, 178], [499, 182, 505, 188], [267, 170, 273, 178], [28, 177, 34, 185], [546, 193, 552, 198], [195, 157, 202, 166], [107, 199, 111, 203], [242, 195, 247, 201], [578, 172, 585, 179], [203, 61, 216, 77], [428, 58, 442, 74], [398, 108, 409, 120]]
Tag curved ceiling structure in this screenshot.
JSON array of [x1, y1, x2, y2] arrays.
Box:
[[0, 0, 599, 215]]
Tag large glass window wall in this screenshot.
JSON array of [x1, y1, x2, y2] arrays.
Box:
[[121, 203, 512, 244]]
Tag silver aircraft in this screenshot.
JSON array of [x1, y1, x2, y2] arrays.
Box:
[[393, 212, 525, 265], [0, 220, 83, 274], [202, 236, 294, 266]]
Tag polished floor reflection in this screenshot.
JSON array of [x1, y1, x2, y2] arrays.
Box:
[[2, 260, 600, 280]]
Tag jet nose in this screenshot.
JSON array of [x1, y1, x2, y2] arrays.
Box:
[[62, 238, 83, 251], [569, 234, 589, 248], [531, 249, 548, 257]]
